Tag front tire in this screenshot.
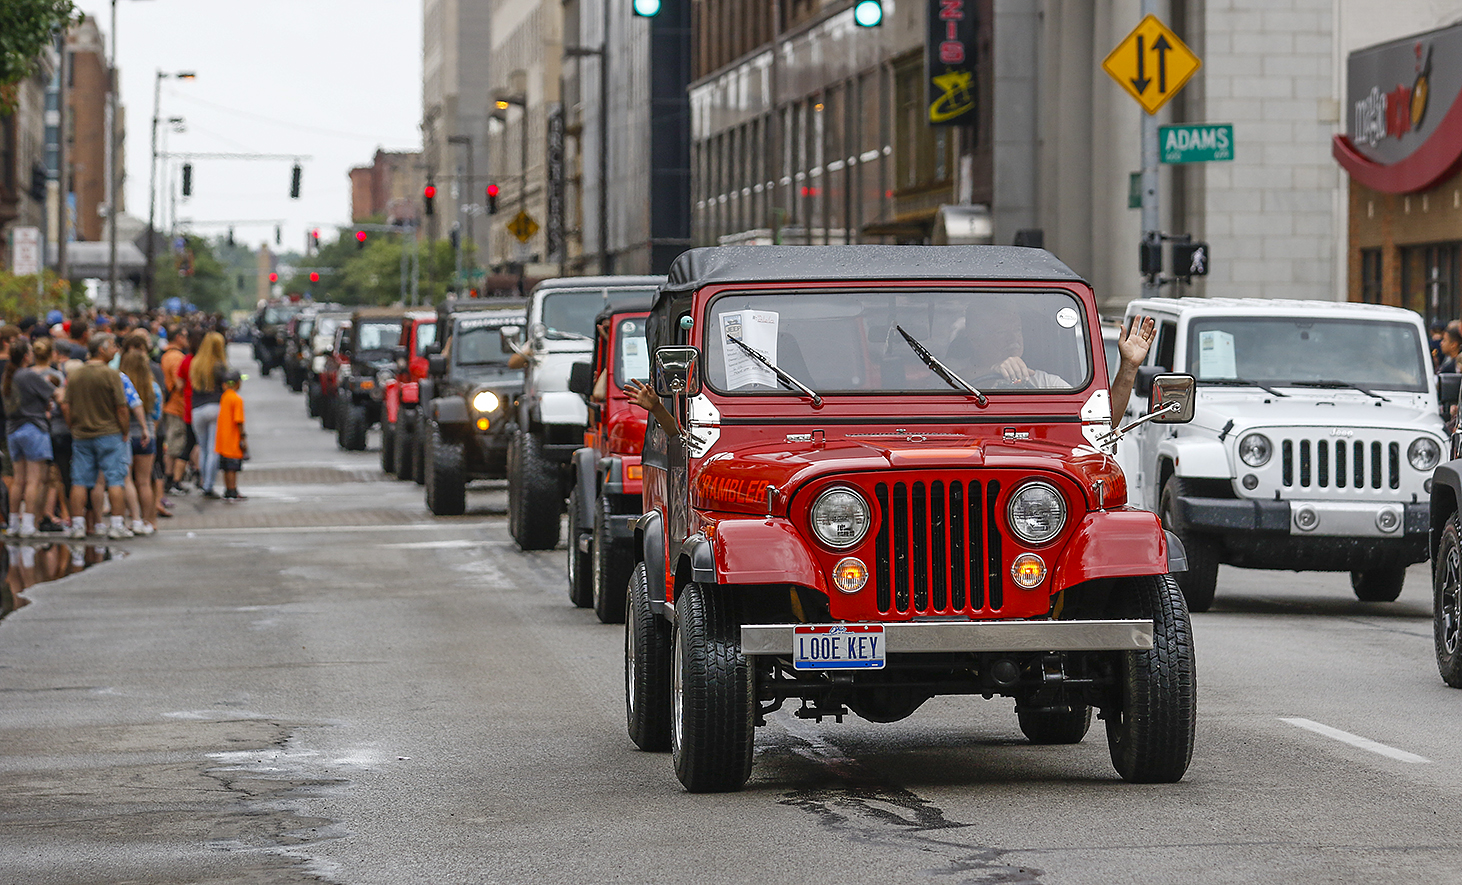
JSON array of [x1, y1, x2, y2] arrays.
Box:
[[508, 430, 563, 551], [626, 562, 672, 750], [380, 411, 397, 474], [394, 409, 415, 481], [322, 393, 339, 431], [567, 486, 593, 608], [1435, 516, 1462, 688], [672, 582, 755, 792], [1352, 566, 1406, 602], [425, 421, 466, 516], [1160, 476, 1220, 612], [306, 381, 322, 418], [340, 403, 369, 452], [1104, 573, 1197, 784], [593, 493, 631, 624]]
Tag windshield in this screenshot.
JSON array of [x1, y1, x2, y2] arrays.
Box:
[[415, 321, 437, 356], [298, 317, 315, 338], [1185, 316, 1428, 393], [613, 317, 650, 387], [703, 289, 1092, 395], [454, 313, 523, 366], [541, 288, 657, 340], [262, 306, 300, 326], [355, 321, 401, 352]]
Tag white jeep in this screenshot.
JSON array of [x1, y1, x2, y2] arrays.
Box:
[[1116, 297, 1446, 611]]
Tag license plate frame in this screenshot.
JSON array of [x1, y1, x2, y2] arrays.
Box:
[[792, 624, 886, 670]]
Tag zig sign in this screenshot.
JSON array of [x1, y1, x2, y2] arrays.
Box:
[[1102, 15, 1201, 115], [1160, 124, 1234, 164]]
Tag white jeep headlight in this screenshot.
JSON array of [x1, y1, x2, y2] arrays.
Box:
[[1007, 481, 1066, 545], [1239, 433, 1273, 467], [1409, 437, 1442, 471], [471, 389, 501, 413], [809, 487, 870, 549]]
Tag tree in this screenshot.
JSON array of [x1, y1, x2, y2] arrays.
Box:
[[0, 1, 79, 112], [286, 225, 463, 306], [151, 234, 230, 314]]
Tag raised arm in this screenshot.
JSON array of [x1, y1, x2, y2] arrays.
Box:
[[1108, 315, 1155, 426]]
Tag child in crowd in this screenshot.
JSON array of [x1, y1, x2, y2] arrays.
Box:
[[215, 370, 247, 501]]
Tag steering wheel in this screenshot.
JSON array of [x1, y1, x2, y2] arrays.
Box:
[[969, 371, 1027, 389]]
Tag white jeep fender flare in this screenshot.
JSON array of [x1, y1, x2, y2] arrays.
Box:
[[1158, 436, 1231, 480], [536, 389, 590, 427]]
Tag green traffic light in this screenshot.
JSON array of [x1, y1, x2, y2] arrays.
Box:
[[632, 0, 661, 16], [853, 0, 883, 27]]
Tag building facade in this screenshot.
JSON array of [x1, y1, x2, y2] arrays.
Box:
[[349, 149, 426, 225], [64, 19, 111, 244], [423, 0, 494, 254], [1, 55, 55, 268]]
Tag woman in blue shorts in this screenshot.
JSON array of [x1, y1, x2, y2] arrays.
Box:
[[3, 338, 62, 538]]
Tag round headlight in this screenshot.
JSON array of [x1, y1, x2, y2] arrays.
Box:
[[1238, 433, 1272, 467], [472, 390, 501, 413], [1006, 481, 1067, 545], [810, 487, 870, 549], [1409, 437, 1442, 472]]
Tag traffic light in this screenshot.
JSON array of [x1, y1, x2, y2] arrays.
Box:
[[450, 225, 461, 251], [275, 225, 282, 245], [852, 0, 883, 26], [290, 163, 302, 199], [181, 163, 193, 197], [356, 230, 367, 250], [1172, 241, 1210, 280], [310, 229, 320, 251], [486, 183, 499, 215], [309, 271, 320, 283], [424, 183, 436, 216], [268, 272, 278, 283], [1140, 237, 1163, 276], [631, 0, 661, 15], [227, 227, 234, 247]]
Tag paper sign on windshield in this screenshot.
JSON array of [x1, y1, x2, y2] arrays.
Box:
[[720, 311, 779, 389], [620, 335, 649, 381], [1197, 329, 1237, 379]]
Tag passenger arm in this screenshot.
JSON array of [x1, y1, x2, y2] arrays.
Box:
[[1108, 315, 1155, 425]]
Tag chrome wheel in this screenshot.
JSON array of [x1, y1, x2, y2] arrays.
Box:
[[1442, 541, 1461, 658]]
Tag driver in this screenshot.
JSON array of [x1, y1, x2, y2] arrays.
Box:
[[945, 302, 1067, 388]]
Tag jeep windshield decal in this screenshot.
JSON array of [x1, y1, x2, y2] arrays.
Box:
[[1187, 317, 1428, 393], [702, 289, 1092, 395]]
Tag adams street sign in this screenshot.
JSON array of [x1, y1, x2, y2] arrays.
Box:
[[1159, 123, 1234, 163]]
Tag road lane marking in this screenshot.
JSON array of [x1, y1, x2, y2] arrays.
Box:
[[1280, 717, 1430, 764]]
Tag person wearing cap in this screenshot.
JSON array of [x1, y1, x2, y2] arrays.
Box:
[[215, 369, 247, 501]]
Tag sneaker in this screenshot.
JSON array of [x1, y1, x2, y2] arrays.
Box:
[[134, 523, 156, 536], [37, 518, 64, 533], [223, 490, 248, 502], [66, 524, 86, 540], [107, 524, 135, 540], [201, 489, 220, 500], [18, 525, 36, 539]]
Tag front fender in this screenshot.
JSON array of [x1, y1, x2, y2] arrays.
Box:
[[432, 397, 468, 424], [1162, 436, 1231, 478], [1051, 508, 1170, 589], [707, 517, 827, 592], [1432, 462, 1462, 560], [636, 510, 667, 604], [572, 447, 597, 529]]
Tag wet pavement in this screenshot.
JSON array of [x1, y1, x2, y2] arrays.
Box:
[[0, 543, 125, 623]]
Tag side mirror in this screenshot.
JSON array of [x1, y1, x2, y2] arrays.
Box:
[[499, 325, 521, 354], [1440, 373, 1461, 413], [428, 354, 447, 377], [654, 346, 701, 397], [1149, 374, 1197, 423], [425, 342, 443, 356], [530, 322, 547, 346], [1134, 364, 1165, 399], [567, 361, 594, 397]]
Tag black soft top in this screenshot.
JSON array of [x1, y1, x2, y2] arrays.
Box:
[[660, 245, 1085, 298], [593, 293, 656, 325]]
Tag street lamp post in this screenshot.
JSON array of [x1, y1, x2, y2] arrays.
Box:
[[447, 134, 474, 280], [107, 0, 156, 311], [145, 70, 195, 311]]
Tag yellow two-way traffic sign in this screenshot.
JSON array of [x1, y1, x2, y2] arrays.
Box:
[[1102, 15, 1200, 115], [506, 210, 539, 243]]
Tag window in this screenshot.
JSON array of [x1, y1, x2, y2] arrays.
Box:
[[893, 56, 956, 194], [1360, 248, 1383, 304], [1400, 242, 1461, 326]]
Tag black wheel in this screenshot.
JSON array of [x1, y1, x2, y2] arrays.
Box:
[[1160, 476, 1220, 612], [380, 413, 397, 474], [1352, 566, 1406, 602], [412, 420, 427, 484], [340, 403, 368, 451], [626, 561, 672, 750], [508, 430, 563, 551], [593, 492, 631, 624], [425, 421, 466, 516], [567, 486, 593, 608], [1018, 704, 1092, 744], [1104, 573, 1197, 784], [672, 582, 755, 792], [1435, 515, 1462, 688], [288, 364, 305, 392], [306, 381, 322, 418], [394, 410, 415, 481], [322, 393, 339, 430]]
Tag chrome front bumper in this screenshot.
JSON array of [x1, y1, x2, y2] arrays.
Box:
[[741, 619, 1154, 655]]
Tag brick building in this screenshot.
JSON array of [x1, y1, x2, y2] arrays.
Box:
[[66, 18, 111, 243], [349, 149, 425, 224]]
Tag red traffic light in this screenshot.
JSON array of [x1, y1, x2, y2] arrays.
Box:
[[424, 185, 436, 199], [309, 271, 320, 283], [486, 184, 499, 197], [356, 230, 367, 242], [268, 272, 278, 283]]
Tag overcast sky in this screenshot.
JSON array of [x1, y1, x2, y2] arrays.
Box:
[[77, 0, 423, 255]]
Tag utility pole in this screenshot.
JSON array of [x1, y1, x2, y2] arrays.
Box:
[[145, 70, 196, 310], [1139, 0, 1161, 300], [55, 30, 68, 281], [447, 134, 474, 276]]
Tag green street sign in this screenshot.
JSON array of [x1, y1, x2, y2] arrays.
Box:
[[1159, 123, 1233, 163], [1128, 172, 1142, 209]]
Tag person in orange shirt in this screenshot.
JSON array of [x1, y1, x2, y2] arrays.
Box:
[[215, 370, 248, 501]]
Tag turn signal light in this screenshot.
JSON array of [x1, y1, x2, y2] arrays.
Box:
[[626, 464, 642, 480], [476, 417, 490, 431], [359, 380, 374, 390], [1011, 553, 1046, 589], [833, 557, 869, 594]]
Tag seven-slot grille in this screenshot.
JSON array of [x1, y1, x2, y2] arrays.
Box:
[[872, 479, 1003, 616], [1279, 437, 1400, 491]]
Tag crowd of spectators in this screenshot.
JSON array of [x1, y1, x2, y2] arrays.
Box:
[[0, 307, 247, 543]]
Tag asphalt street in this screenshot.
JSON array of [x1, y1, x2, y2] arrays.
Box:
[[2, 347, 1460, 885]]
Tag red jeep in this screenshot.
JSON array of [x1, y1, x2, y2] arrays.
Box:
[[381, 308, 438, 478], [566, 298, 655, 623], [316, 319, 351, 432], [626, 246, 1198, 792]]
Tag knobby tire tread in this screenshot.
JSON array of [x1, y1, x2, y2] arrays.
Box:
[[1106, 573, 1197, 783], [673, 582, 754, 792]]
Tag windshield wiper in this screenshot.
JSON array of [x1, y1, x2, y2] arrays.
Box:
[[543, 329, 591, 341], [895, 325, 987, 406], [725, 334, 821, 406], [1198, 377, 1289, 397], [1290, 379, 1390, 402]]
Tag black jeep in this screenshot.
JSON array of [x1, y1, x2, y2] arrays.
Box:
[[334, 307, 404, 452], [417, 300, 528, 516], [252, 300, 302, 376]]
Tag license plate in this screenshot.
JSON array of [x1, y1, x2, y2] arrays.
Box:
[[793, 624, 886, 670]]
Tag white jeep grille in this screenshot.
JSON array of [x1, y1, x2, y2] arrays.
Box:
[[1280, 437, 1399, 491]]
